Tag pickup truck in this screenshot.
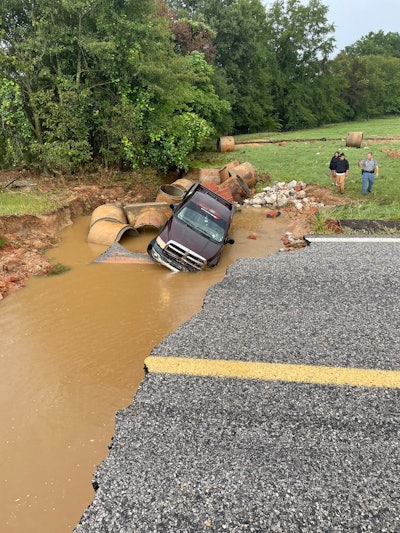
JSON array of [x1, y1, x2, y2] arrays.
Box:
[[147, 183, 235, 272]]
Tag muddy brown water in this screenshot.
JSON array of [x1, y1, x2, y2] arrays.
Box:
[[0, 208, 290, 532]]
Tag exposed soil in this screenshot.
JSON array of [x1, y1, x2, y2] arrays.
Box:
[[283, 184, 350, 239], [0, 169, 353, 301], [0, 169, 158, 300]]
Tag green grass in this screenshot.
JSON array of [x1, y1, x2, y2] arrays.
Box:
[[46, 263, 71, 275], [0, 168, 162, 216], [0, 190, 69, 216], [234, 116, 400, 141], [326, 199, 400, 220], [195, 116, 400, 223]]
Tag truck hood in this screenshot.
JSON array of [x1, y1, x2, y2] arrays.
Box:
[[160, 217, 221, 259]]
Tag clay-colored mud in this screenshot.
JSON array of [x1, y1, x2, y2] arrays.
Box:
[[0, 208, 289, 532]]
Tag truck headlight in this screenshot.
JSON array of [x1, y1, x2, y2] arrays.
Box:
[[156, 235, 166, 249]]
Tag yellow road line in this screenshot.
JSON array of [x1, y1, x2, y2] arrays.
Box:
[[144, 356, 400, 389]]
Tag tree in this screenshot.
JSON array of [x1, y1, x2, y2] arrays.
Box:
[[159, 1, 216, 62], [331, 53, 367, 119], [166, 0, 276, 133], [333, 52, 400, 119], [122, 51, 230, 171], [336, 30, 400, 120], [165, 0, 236, 20], [0, 79, 33, 167], [0, 0, 230, 172], [344, 31, 400, 58], [265, 0, 337, 130], [211, 0, 276, 132]]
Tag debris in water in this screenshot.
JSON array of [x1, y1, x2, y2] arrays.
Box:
[[93, 242, 153, 264]]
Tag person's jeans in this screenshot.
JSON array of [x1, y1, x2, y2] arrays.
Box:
[[362, 171, 374, 194]]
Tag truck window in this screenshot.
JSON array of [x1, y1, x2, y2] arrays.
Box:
[[177, 202, 227, 243]]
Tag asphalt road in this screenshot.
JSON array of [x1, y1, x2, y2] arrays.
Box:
[[75, 236, 400, 532]]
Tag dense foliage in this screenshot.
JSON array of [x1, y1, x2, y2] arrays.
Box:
[[0, 0, 229, 171], [0, 0, 399, 172]]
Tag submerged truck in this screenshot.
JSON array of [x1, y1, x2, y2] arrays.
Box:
[[147, 183, 235, 272]]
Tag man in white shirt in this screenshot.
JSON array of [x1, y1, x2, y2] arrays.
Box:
[[358, 152, 379, 195]]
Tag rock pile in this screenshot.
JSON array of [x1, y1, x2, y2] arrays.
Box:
[[243, 180, 325, 212], [279, 231, 307, 252], [239, 180, 327, 252]]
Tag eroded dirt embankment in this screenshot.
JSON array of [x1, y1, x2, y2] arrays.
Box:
[[0, 175, 158, 299]]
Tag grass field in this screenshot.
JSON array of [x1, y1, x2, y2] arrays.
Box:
[[195, 116, 400, 221], [0, 189, 70, 216]]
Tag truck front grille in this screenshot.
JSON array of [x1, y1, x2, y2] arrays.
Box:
[[164, 241, 207, 271]]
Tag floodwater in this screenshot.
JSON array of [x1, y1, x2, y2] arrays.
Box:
[[0, 208, 289, 533]]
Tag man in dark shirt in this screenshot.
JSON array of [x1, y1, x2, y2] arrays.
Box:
[[334, 153, 349, 194]]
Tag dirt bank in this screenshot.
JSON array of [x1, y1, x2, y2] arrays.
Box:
[[0, 170, 158, 299]]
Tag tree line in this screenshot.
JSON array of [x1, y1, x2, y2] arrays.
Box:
[[0, 0, 399, 173]]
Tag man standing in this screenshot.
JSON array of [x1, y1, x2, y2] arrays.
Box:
[[358, 152, 379, 195], [334, 153, 349, 194]]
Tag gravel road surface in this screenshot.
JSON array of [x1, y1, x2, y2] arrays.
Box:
[[75, 237, 400, 532]]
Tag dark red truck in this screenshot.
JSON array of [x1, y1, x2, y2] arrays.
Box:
[[147, 183, 235, 272]]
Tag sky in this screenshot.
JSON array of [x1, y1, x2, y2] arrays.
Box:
[[317, 0, 399, 54], [264, 0, 399, 55]]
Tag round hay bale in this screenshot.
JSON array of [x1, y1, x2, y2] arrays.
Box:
[[217, 136, 235, 153], [346, 132, 363, 148]]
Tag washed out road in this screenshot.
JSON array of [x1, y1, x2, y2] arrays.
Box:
[[75, 236, 400, 532]]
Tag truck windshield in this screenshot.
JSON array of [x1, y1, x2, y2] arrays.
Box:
[[177, 202, 228, 243]]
